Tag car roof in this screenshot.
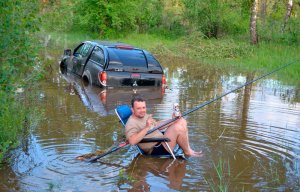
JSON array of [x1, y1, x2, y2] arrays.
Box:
[[86, 40, 140, 49]]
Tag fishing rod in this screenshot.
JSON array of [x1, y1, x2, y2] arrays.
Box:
[[89, 59, 299, 162]]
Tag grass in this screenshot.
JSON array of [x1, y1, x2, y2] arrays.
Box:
[[0, 90, 42, 166], [118, 168, 136, 185], [204, 158, 233, 192], [204, 155, 300, 191], [0, 93, 25, 164], [116, 33, 299, 67]]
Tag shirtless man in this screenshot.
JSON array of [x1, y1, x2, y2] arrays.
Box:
[[125, 96, 201, 157]]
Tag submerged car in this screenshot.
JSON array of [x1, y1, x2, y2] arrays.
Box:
[[60, 40, 166, 87]]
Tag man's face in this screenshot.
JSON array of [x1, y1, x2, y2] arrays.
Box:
[[132, 101, 147, 118]]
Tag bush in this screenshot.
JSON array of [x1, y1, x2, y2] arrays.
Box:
[[0, 0, 42, 165]]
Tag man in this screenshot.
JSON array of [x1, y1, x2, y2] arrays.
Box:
[[125, 96, 201, 157]]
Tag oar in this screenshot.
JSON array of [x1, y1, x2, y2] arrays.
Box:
[[88, 59, 299, 162]]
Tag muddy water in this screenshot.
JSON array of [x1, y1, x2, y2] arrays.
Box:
[[1, 46, 300, 191]]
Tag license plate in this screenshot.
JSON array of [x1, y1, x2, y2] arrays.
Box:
[[131, 74, 141, 78]]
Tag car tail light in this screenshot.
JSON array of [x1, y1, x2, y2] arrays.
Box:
[[115, 45, 133, 50], [162, 74, 166, 85], [98, 71, 107, 86]]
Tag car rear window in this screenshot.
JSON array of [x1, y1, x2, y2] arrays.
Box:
[[107, 48, 147, 71]]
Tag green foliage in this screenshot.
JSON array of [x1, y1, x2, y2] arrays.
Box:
[[42, 0, 184, 38], [182, 0, 248, 38], [72, 0, 141, 37], [0, 0, 42, 165], [0, 93, 23, 163], [0, 89, 43, 165], [39, 0, 300, 43], [256, 0, 300, 44], [40, 0, 74, 32], [0, 0, 41, 92], [136, 0, 163, 33]]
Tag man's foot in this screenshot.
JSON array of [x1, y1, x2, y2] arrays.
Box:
[[185, 149, 202, 157]]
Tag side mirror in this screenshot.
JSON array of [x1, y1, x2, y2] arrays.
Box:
[[64, 49, 72, 56]]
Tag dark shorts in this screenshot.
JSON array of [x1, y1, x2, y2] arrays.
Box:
[[150, 143, 170, 155]]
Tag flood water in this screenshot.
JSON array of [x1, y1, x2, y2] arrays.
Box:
[[0, 41, 300, 191]]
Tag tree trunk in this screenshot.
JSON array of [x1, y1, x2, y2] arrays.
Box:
[[282, 0, 293, 32], [250, 0, 258, 45]]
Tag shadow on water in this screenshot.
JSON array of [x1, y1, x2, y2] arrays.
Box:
[[0, 35, 300, 191]]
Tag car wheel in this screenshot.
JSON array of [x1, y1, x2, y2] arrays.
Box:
[[82, 70, 92, 85], [60, 61, 67, 74]]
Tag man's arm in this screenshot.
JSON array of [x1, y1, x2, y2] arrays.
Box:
[[127, 125, 151, 145], [156, 113, 181, 130], [127, 115, 154, 145]]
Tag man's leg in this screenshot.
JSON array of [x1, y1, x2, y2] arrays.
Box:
[[162, 118, 201, 157]]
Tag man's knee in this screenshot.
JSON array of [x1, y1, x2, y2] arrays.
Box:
[[175, 118, 187, 128], [173, 122, 187, 133]]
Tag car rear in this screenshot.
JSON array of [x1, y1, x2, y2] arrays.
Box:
[[99, 45, 166, 87]]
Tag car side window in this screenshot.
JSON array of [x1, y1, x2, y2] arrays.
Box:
[[145, 53, 161, 67], [74, 43, 92, 57], [74, 44, 84, 56], [90, 46, 105, 67], [81, 43, 92, 57], [144, 51, 163, 73]]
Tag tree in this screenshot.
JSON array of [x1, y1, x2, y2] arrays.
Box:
[[250, 0, 258, 44], [282, 0, 293, 32]]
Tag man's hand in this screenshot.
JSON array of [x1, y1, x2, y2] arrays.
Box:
[[172, 112, 182, 119], [146, 114, 156, 129]]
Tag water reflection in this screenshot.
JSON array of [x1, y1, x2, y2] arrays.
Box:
[[120, 156, 187, 191], [59, 71, 165, 116]]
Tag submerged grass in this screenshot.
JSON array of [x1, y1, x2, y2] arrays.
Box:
[[204, 158, 242, 192]]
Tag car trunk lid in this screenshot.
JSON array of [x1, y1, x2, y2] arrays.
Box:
[[105, 71, 162, 87]]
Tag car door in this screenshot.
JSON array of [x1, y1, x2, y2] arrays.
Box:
[[72, 43, 93, 76], [84, 46, 106, 85]]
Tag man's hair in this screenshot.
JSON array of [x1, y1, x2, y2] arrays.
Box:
[[131, 95, 145, 107]]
